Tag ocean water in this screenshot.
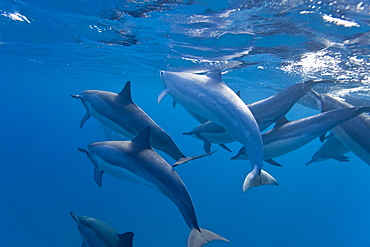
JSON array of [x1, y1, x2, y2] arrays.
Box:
[[1, 0, 370, 246]]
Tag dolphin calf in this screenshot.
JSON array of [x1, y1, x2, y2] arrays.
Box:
[[232, 106, 370, 163], [78, 126, 229, 247], [311, 90, 370, 166], [305, 133, 350, 165], [183, 120, 234, 153], [71, 81, 210, 165], [70, 212, 134, 247], [159, 70, 278, 192], [183, 79, 335, 153]]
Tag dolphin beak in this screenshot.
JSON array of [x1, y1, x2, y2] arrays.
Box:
[[77, 148, 88, 154], [70, 94, 80, 99], [70, 212, 78, 222]]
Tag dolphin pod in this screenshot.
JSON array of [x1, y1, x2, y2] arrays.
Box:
[[231, 106, 370, 164], [311, 90, 370, 165], [71, 69, 369, 246], [159, 70, 278, 192], [70, 212, 134, 247], [78, 126, 229, 247], [71, 81, 211, 165], [183, 79, 335, 152]]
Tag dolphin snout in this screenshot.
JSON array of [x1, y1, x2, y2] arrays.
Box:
[[70, 212, 78, 222], [71, 94, 80, 99]]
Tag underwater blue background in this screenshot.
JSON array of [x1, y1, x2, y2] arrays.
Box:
[[1, 0, 370, 246]]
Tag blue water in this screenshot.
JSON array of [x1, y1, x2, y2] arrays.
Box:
[[1, 0, 370, 246]]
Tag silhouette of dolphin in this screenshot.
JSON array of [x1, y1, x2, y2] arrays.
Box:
[[306, 133, 350, 165], [71, 81, 210, 165], [159, 70, 277, 192], [311, 90, 370, 166], [70, 212, 134, 247], [78, 127, 229, 247], [232, 106, 370, 164]]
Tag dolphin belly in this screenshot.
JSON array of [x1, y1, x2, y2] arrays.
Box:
[[89, 154, 155, 189], [262, 135, 316, 159], [78, 224, 106, 247]]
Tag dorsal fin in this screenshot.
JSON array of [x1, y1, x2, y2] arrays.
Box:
[[118, 81, 133, 102], [118, 232, 134, 247], [206, 71, 222, 82], [131, 126, 151, 149], [236, 90, 241, 98], [273, 116, 290, 129]]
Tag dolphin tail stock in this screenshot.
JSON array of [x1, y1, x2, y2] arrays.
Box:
[[242, 169, 278, 192], [172, 151, 218, 167], [188, 228, 229, 247]]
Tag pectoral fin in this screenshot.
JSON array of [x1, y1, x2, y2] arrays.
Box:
[[157, 89, 168, 104], [94, 166, 104, 187], [80, 112, 91, 128], [333, 155, 350, 162]]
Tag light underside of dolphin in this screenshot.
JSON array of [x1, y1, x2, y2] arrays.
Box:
[[159, 70, 278, 192], [232, 106, 370, 162], [79, 126, 228, 247], [70, 212, 134, 247], [312, 90, 370, 166], [72, 81, 212, 164]]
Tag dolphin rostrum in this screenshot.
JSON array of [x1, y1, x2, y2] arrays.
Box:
[[70, 212, 134, 247], [159, 70, 278, 192], [311, 90, 370, 166], [71, 81, 210, 165], [232, 106, 370, 164], [78, 126, 229, 247], [305, 133, 350, 165]]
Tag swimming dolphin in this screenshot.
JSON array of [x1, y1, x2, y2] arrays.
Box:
[[70, 212, 134, 247], [159, 70, 277, 192], [78, 126, 229, 247], [183, 79, 335, 152], [311, 90, 370, 166], [249, 79, 336, 131], [231, 106, 370, 163], [71, 81, 210, 165], [305, 133, 350, 165], [183, 120, 234, 153]]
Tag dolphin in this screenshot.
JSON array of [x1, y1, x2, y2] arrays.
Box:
[[78, 126, 229, 247], [70, 212, 134, 247], [311, 90, 370, 166], [71, 81, 210, 165], [231, 106, 370, 163], [183, 120, 234, 153], [183, 79, 335, 153], [305, 133, 350, 165], [159, 70, 278, 192]]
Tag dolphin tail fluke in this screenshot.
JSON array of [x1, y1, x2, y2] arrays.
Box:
[[173, 151, 217, 167], [188, 228, 229, 247], [242, 169, 278, 192]]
